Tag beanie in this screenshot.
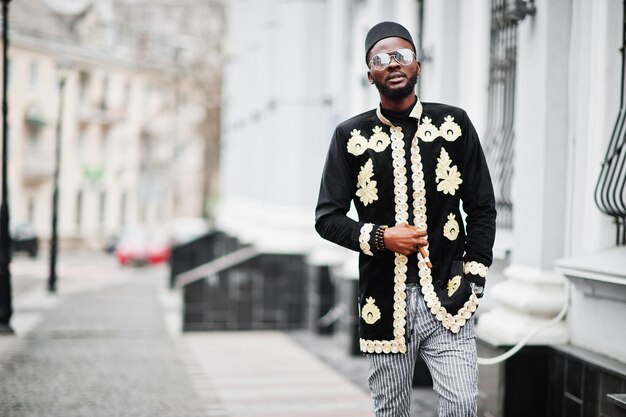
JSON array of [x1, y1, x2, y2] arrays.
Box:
[[365, 21, 416, 63]]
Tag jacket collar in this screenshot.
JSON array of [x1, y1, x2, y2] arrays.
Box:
[[376, 98, 423, 127]]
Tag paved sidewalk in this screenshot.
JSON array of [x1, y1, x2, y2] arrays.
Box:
[[289, 331, 438, 417], [183, 332, 371, 417], [0, 253, 439, 417], [0, 259, 208, 417], [0, 254, 374, 417]]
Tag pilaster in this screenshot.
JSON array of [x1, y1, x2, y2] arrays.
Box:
[[476, 0, 572, 346]]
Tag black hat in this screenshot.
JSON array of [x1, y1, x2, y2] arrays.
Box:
[[365, 21, 415, 63]]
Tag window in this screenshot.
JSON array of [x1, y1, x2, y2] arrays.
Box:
[[594, 2, 626, 245], [482, 0, 518, 230], [27, 198, 35, 223], [122, 80, 131, 111], [99, 190, 106, 225], [29, 61, 38, 89], [101, 76, 109, 110], [120, 190, 127, 226], [75, 190, 83, 229], [79, 71, 90, 105], [77, 127, 87, 158], [100, 128, 110, 165], [26, 124, 40, 151]]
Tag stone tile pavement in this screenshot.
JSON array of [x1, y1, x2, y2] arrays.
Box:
[[0, 252, 438, 417], [0, 256, 208, 417], [288, 331, 438, 417], [183, 332, 371, 416]]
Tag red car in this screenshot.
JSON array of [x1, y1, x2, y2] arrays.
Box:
[[115, 227, 171, 266]]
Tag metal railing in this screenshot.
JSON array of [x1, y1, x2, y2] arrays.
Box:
[[483, 0, 518, 230], [594, 0, 626, 246]]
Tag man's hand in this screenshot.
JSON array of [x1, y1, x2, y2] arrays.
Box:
[[383, 224, 428, 256]]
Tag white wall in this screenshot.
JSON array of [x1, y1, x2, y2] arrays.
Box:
[[560, 0, 626, 362], [514, 0, 572, 269], [218, 0, 330, 251]]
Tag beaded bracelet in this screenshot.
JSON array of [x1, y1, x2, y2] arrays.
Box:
[[374, 225, 388, 251]]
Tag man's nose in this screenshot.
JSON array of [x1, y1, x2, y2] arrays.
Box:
[[388, 55, 401, 69]]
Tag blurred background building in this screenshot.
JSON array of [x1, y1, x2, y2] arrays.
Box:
[[1, 0, 223, 249], [215, 0, 626, 415]]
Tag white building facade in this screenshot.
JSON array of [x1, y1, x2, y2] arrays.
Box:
[[219, 0, 626, 414]]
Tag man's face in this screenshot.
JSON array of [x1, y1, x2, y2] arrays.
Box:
[[367, 37, 420, 101]]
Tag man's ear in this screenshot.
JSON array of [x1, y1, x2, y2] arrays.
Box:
[[367, 71, 374, 84], [416, 61, 421, 77]]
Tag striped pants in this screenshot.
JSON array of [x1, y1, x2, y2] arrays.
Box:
[[366, 284, 478, 417]]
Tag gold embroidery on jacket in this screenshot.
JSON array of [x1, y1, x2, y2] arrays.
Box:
[[443, 213, 460, 241], [464, 261, 489, 277], [440, 115, 462, 142], [361, 297, 381, 324], [361, 103, 480, 350], [447, 275, 462, 296], [359, 223, 374, 256], [435, 148, 463, 195], [374, 102, 478, 339], [356, 159, 378, 206], [347, 129, 368, 156], [416, 114, 462, 143], [369, 126, 391, 152], [416, 116, 440, 142], [359, 106, 416, 354], [347, 126, 391, 156]]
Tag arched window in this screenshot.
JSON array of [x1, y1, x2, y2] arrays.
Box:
[[594, 0, 626, 246]]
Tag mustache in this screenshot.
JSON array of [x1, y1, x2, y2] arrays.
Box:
[[385, 72, 406, 82]]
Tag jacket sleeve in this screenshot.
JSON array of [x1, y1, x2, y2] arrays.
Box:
[[459, 112, 497, 288], [315, 127, 384, 257]]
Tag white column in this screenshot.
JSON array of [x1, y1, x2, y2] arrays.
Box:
[[420, 0, 460, 104], [456, 0, 490, 134], [477, 0, 572, 346], [217, 0, 330, 254], [565, 0, 621, 254]]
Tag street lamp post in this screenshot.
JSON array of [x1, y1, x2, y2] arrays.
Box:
[[48, 62, 70, 293], [0, 0, 12, 333]]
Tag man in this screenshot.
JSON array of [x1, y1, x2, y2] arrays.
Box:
[[315, 22, 496, 417]]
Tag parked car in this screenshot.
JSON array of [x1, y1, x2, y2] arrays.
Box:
[[104, 231, 121, 254], [115, 227, 171, 266], [104, 224, 139, 254], [10, 222, 38, 258]]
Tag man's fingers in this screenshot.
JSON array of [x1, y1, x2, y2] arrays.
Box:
[[408, 225, 428, 235], [417, 247, 433, 269], [412, 238, 428, 248]]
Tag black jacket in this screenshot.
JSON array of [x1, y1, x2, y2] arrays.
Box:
[[315, 100, 496, 354]]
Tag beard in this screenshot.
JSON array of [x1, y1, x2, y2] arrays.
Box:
[[373, 71, 418, 101]]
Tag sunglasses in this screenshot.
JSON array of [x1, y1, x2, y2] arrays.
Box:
[[369, 48, 416, 71]]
